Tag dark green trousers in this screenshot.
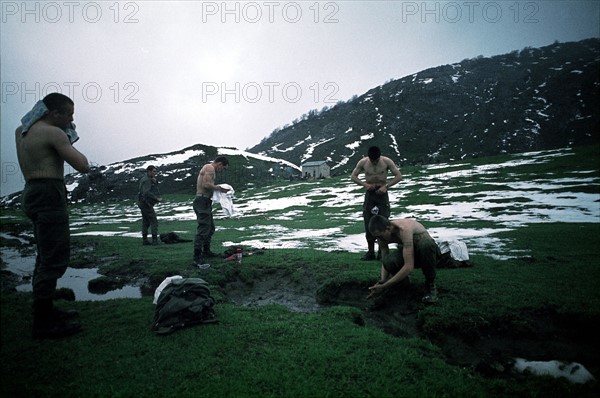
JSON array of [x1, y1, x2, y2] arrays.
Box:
[[382, 234, 440, 285], [193, 196, 215, 259], [22, 179, 70, 303], [363, 190, 391, 244], [138, 200, 158, 237]]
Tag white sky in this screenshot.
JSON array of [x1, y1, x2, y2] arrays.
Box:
[[1, 0, 599, 195]]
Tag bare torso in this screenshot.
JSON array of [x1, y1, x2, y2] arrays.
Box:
[[351, 155, 401, 190], [387, 218, 428, 245], [196, 163, 216, 195], [16, 123, 67, 180], [15, 119, 89, 182], [361, 157, 392, 186]]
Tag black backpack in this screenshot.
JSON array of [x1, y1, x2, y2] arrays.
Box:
[[151, 278, 217, 335]]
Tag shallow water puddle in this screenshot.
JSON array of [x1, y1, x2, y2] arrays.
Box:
[[1, 246, 141, 301]]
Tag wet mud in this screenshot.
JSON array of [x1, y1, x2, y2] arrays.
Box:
[[221, 270, 599, 382]]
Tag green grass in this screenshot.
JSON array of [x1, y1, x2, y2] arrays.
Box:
[[2, 223, 599, 397], [1, 145, 599, 397]]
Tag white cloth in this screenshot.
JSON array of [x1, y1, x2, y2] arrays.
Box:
[[513, 358, 596, 384], [212, 183, 235, 216], [20, 100, 79, 144], [437, 240, 469, 261], [153, 275, 183, 304]]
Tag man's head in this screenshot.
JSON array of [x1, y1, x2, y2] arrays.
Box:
[[368, 146, 381, 163], [43, 93, 74, 129], [146, 165, 157, 177], [369, 215, 391, 239], [213, 156, 229, 172]]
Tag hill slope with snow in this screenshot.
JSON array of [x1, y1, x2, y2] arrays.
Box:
[[250, 39, 600, 173]]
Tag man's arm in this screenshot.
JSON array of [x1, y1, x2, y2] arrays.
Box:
[[379, 264, 390, 284], [350, 158, 366, 186], [378, 157, 402, 193], [52, 129, 89, 173], [367, 229, 415, 298], [382, 226, 415, 287], [377, 239, 391, 281], [140, 178, 151, 195], [367, 239, 391, 297], [351, 158, 376, 190], [378, 238, 390, 258], [140, 178, 160, 202], [201, 165, 228, 192]]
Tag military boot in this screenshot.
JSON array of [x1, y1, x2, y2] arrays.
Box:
[[32, 299, 82, 339], [422, 283, 438, 304]]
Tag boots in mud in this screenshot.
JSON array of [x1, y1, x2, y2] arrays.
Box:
[[32, 299, 82, 339]]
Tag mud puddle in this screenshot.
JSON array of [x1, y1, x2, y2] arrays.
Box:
[[223, 271, 598, 384], [223, 269, 320, 312]]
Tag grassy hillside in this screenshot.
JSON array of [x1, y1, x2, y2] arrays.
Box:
[[1, 145, 599, 397]]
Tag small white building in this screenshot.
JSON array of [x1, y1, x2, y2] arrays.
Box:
[[301, 160, 330, 179]]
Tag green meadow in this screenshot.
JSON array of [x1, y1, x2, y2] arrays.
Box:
[[1, 145, 599, 397]]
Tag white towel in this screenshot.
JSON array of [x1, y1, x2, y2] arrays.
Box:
[[20, 100, 79, 144], [153, 275, 183, 304], [212, 184, 235, 217], [438, 240, 470, 261]]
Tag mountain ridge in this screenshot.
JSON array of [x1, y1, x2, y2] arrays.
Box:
[[1, 39, 598, 205], [249, 38, 600, 172]]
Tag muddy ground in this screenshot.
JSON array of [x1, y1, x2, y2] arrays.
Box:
[[1, 225, 598, 383], [230, 268, 600, 382]]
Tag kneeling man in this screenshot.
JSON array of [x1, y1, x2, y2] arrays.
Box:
[[367, 215, 440, 304]]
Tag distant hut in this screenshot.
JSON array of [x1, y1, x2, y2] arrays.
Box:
[[301, 160, 330, 179]]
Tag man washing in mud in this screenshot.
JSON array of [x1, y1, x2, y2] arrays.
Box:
[[367, 215, 440, 304], [15, 93, 90, 339], [193, 156, 230, 266], [350, 146, 402, 261]]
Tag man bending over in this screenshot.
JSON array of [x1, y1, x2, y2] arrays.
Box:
[[367, 215, 440, 304]]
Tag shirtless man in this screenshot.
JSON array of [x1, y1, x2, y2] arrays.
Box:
[[367, 215, 440, 304], [350, 146, 402, 260], [15, 93, 90, 338], [193, 156, 229, 265]]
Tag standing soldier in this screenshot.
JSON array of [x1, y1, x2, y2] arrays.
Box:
[[350, 146, 402, 261], [15, 93, 90, 339], [138, 165, 162, 245], [193, 156, 229, 266]]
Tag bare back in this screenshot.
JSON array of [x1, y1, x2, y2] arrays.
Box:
[[388, 218, 428, 246], [196, 163, 216, 195]]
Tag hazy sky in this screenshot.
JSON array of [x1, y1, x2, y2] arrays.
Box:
[[1, 0, 599, 195]]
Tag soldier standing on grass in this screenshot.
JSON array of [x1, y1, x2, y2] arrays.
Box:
[[138, 165, 162, 245], [15, 93, 90, 339], [350, 146, 402, 261], [193, 156, 230, 266]]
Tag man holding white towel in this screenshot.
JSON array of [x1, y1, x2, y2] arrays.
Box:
[[193, 156, 230, 266], [15, 93, 90, 339]]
